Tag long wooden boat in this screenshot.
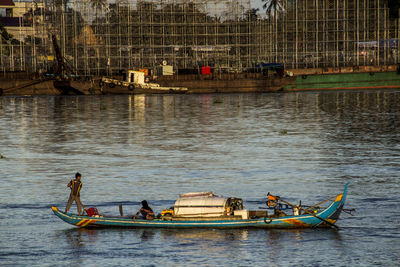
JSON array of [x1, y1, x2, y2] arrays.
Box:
[[52, 184, 348, 229]]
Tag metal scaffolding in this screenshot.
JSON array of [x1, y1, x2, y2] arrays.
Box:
[[265, 0, 400, 68], [53, 0, 254, 76], [1, 0, 399, 74], [0, 0, 49, 73]]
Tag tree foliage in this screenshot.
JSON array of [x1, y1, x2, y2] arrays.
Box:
[[261, 0, 284, 16]]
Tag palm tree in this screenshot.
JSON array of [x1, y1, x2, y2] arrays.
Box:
[[261, 0, 284, 16], [261, 0, 285, 64]]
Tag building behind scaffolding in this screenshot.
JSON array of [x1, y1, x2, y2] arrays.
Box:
[[1, 0, 399, 75]]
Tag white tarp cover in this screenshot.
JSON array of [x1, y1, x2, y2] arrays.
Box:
[[174, 194, 228, 217]]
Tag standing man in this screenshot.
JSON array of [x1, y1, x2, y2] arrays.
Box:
[[65, 172, 85, 215]]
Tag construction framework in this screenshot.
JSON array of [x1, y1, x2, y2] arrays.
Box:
[[1, 0, 399, 75], [265, 0, 400, 68]]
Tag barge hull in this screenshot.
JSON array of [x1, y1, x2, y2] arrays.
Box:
[[156, 73, 295, 93], [283, 71, 400, 92]]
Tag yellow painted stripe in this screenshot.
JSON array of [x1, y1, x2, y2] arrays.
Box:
[[81, 219, 97, 227], [335, 194, 343, 202], [75, 218, 98, 227], [80, 220, 90, 227], [281, 218, 310, 227], [76, 219, 88, 226], [325, 219, 337, 224]]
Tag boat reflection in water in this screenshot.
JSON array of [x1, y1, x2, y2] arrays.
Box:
[[61, 228, 99, 249], [161, 228, 249, 242]]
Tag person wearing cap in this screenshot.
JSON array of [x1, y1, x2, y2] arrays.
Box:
[[65, 172, 85, 215]]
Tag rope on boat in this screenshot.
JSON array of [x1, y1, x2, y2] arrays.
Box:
[[303, 196, 336, 213]]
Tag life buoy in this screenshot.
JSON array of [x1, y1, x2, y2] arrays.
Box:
[[264, 217, 272, 224], [128, 84, 135, 91]]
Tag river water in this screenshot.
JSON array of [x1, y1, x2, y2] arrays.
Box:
[[0, 91, 399, 266]]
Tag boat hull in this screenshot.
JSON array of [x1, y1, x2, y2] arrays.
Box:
[[283, 71, 400, 92], [52, 184, 348, 229], [156, 73, 295, 93]]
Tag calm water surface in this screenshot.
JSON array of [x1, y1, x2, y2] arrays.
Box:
[[0, 91, 399, 266]]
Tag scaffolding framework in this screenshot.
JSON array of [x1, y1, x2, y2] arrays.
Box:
[[1, 0, 399, 74], [57, 0, 254, 76], [266, 0, 400, 68]]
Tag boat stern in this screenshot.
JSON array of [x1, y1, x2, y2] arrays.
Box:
[[52, 206, 98, 227]]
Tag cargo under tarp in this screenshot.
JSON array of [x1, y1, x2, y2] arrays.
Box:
[[173, 192, 243, 218]]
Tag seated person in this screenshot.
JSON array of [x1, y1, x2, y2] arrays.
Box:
[[133, 200, 155, 220]]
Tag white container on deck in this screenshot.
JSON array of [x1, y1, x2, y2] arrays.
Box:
[[233, 209, 249, 220], [173, 192, 243, 218]]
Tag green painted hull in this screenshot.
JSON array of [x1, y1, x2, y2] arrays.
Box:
[[283, 71, 400, 91]]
